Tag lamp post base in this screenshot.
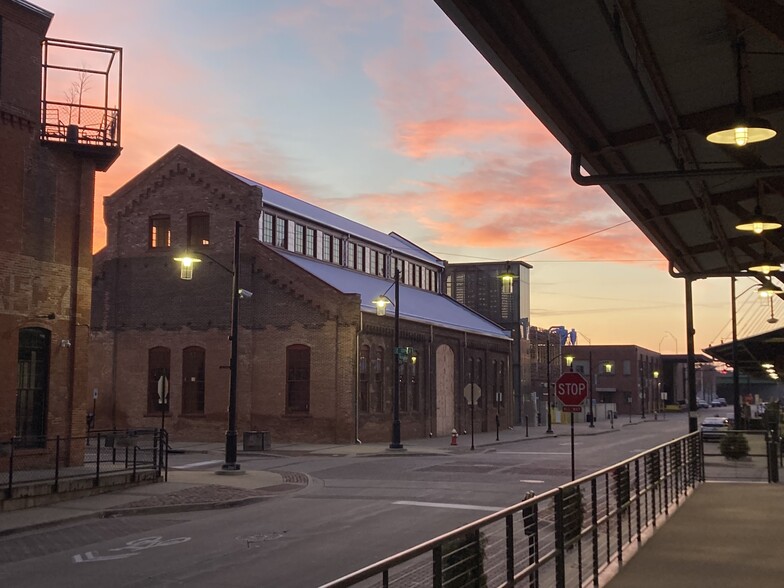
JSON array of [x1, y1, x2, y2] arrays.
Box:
[[216, 463, 244, 475]]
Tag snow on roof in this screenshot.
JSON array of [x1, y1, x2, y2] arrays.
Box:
[[227, 171, 441, 266], [277, 251, 510, 340]]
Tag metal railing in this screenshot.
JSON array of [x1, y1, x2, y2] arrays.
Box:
[[321, 433, 702, 588], [1, 428, 167, 498]]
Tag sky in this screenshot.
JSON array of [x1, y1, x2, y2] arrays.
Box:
[[39, 0, 784, 355]]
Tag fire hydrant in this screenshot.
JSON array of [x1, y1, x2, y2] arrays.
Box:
[[450, 428, 458, 446]]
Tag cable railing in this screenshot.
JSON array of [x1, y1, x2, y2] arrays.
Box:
[[320, 433, 702, 588], [1, 428, 167, 499]]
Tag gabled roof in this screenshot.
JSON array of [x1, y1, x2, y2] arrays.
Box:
[[229, 171, 443, 267], [277, 250, 510, 340]]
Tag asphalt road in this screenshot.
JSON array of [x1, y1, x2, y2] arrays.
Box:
[[0, 415, 691, 587]]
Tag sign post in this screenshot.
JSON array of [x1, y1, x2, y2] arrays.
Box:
[[555, 372, 588, 480]]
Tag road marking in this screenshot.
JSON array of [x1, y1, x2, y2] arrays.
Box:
[[520, 479, 545, 484], [172, 460, 224, 469], [73, 536, 192, 564], [73, 551, 136, 563], [394, 501, 501, 512], [498, 451, 570, 455]]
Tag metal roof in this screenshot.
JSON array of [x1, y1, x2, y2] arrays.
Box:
[[277, 250, 511, 340], [436, 0, 784, 281], [704, 327, 784, 379]]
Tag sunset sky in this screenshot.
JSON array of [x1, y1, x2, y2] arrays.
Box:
[[39, 0, 781, 354]]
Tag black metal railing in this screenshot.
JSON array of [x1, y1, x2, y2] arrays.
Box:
[[321, 433, 702, 588], [1, 428, 166, 498]]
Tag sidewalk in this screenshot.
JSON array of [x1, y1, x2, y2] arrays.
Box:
[[0, 416, 651, 537]]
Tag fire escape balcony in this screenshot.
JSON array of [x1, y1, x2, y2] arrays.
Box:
[[40, 38, 123, 172]]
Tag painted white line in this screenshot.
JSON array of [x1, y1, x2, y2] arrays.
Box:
[[394, 501, 501, 512], [172, 460, 224, 469], [520, 479, 545, 484], [498, 451, 570, 455]]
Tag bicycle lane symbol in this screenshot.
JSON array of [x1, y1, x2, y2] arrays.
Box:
[[72, 536, 191, 564]]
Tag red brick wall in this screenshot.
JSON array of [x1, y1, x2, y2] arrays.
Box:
[[1, 2, 104, 452]]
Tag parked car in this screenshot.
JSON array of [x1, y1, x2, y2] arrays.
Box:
[[701, 416, 730, 440], [697, 399, 710, 409], [711, 398, 727, 407]]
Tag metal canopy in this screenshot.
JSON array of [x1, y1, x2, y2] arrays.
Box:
[[436, 0, 784, 280], [704, 327, 784, 379]]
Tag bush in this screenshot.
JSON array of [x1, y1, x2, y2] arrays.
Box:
[[720, 432, 750, 460]]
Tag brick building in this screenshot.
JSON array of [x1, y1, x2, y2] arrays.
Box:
[[89, 145, 512, 444], [1, 0, 121, 451], [561, 345, 661, 422]]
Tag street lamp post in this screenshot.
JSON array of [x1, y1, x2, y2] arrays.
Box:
[[390, 269, 402, 450], [373, 269, 405, 450], [175, 220, 247, 472]]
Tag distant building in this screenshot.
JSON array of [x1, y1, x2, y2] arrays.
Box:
[[560, 345, 661, 422], [1, 0, 121, 450], [89, 145, 512, 444], [444, 262, 531, 424]]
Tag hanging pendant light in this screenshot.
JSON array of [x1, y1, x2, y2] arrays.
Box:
[[706, 116, 776, 146], [735, 204, 782, 234], [706, 39, 777, 147], [748, 260, 781, 274]]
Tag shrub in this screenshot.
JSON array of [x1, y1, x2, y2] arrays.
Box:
[[720, 431, 750, 460]]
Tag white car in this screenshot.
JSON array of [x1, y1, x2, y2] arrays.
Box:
[[701, 416, 729, 441]]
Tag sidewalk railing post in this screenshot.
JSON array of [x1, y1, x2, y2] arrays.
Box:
[[54, 435, 60, 492]]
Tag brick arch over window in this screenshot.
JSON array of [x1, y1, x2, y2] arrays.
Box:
[[182, 346, 205, 414], [148, 346, 170, 414], [287, 344, 310, 413]]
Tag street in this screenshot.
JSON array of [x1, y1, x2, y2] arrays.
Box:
[[0, 415, 690, 587]]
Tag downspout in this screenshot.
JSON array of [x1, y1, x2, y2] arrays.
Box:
[[355, 312, 363, 444], [685, 279, 698, 433]]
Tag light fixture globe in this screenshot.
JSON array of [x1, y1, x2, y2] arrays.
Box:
[[706, 116, 776, 146]]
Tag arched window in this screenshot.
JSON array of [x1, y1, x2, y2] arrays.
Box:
[[147, 346, 170, 414], [149, 215, 171, 248], [187, 212, 210, 247], [182, 346, 205, 414], [359, 345, 370, 413], [16, 328, 50, 447], [287, 345, 310, 413], [373, 346, 384, 413]]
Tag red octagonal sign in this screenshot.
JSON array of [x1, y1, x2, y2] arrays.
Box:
[[555, 372, 589, 406]]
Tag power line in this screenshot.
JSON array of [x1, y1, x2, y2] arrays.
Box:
[[432, 219, 637, 262]]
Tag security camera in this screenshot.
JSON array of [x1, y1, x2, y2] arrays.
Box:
[[238, 288, 253, 299]]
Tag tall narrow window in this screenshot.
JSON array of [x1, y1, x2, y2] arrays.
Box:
[[294, 223, 304, 253], [378, 253, 386, 277], [373, 347, 384, 412], [305, 228, 315, 257], [182, 346, 205, 414], [322, 234, 332, 262], [287, 345, 310, 412], [147, 346, 170, 415], [356, 245, 365, 272], [16, 328, 50, 447], [187, 213, 210, 247], [347, 242, 355, 268], [399, 355, 408, 412], [150, 215, 171, 249], [359, 345, 369, 413], [368, 250, 377, 275], [275, 217, 287, 248], [262, 212, 274, 244], [410, 359, 420, 412], [332, 237, 341, 264]]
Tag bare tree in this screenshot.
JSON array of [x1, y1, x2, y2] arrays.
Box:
[[63, 69, 92, 125]]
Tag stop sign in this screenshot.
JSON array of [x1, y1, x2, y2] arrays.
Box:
[[555, 372, 588, 406]]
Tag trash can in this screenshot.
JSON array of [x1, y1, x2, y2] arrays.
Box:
[[587, 413, 594, 424], [243, 431, 271, 451]]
